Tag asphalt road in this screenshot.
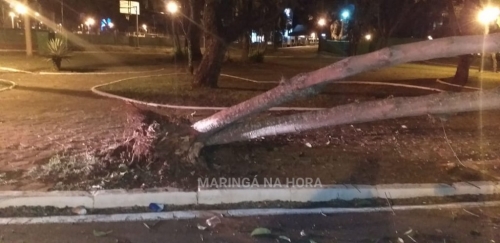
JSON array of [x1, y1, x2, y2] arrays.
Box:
[[1, 206, 499, 243]]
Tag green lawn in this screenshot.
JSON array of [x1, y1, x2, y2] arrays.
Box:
[[99, 60, 500, 108]]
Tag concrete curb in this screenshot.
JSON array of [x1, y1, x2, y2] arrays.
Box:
[[2, 200, 500, 224], [91, 73, 444, 112], [0, 182, 498, 209], [436, 79, 482, 91], [0, 67, 32, 74], [38, 68, 166, 75], [0, 79, 16, 92]]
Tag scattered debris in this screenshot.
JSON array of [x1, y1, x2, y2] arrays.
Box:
[[463, 209, 480, 217], [71, 206, 87, 215], [279, 235, 291, 242], [250, 227, 272, 237], [305, 142, 312, 148], [197, 224, 207, 231], [397, 237, 404, 243], [320, 212, 327, 217], [93, 230, 113, 237], [309, 240, 317, 243], [148, 203, 164, 212], [407, 235, 417, 243], [143, 221, 160, 230], [206, 216, 221, 227], [401, 125, 408, 129], [300, 230, 306, 237], [404, 229, 413, 235], [384, 192, 396, 215]]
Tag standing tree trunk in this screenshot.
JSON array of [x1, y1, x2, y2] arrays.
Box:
[[193, 38, 227, 88], [188, 0, 203, 61], [449, 0, 482, 86], [241, 32, 250, 62]]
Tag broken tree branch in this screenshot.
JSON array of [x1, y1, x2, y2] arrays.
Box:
[[205, 87, 500, 145], [192, 34, 500, 137]]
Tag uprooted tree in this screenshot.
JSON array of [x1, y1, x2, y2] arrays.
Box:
[[185, 33, 500, 162]]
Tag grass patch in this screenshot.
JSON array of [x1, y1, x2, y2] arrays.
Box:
[[27, 154, 100, 185], [98, 63, 492, 108]]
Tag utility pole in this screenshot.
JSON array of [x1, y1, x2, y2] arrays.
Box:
[[24, 0, 33, 56], [136, 6, 139, 48]]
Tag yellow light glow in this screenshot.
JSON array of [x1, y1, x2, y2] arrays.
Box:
[[365, 34, 372, 41], [85, 18, 95, 26], [317, 18, 326, 26], [35, 12, 40, 17], [9, 11, 15, 18], [478, 7, 500, 25], [310, 32, 316, 38], [14, 4, 27, 14], [167, 1, 178, 14], [142, 24, 147, 30]]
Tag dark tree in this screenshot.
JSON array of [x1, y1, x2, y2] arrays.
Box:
[[193, 0, 282, 88]]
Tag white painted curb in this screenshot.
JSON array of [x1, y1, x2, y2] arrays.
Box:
[[0, 67, 32, 74], [436, 79, 482, 90], [38, 68, 166, 75], [91, 73, 444, 112], [1, 200, 500, 224], [0, 182, 498, 209], [0, 79, 16, 92]]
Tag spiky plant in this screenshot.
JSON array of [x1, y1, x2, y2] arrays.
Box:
[[46, 38, 71, 71]]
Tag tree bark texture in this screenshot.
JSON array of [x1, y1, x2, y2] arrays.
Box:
[[192, 34, 500, 136], [241, 32, 251, 62], [206, 87, 500, 145]]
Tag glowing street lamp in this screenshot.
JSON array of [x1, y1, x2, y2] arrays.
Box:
[[317, 18, 326, 26], [85, 17, 95, 34], [142, 24, 148, 32], [14, 4, 27, 15], [365, 34, 372, 41], [9, 12, 15, 29], [167, 1, 179, 14], [478, 7, 500, 25], [341, 10, 350, 20]]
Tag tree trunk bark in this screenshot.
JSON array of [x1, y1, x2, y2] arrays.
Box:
[[188, 0, 203, 61], [192, 34, 500, 135], [193, 38, 227, 88], [206, 87, 500, 145], [452, 54, 472, 88], [241, 32, 250, 62]]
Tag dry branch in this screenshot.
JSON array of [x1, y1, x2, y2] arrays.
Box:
[[192, 33, 500, 136], [205, 87, 500, 145]]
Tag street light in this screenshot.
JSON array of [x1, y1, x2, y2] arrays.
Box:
[[167, 1, 179, 14], [9, 12, 15, 29], [142, 24, 148, 32], [85, 17, 95, 34], [478, 7, 500, 25], [365, 34, 372, 41], [108, 22, 114, 28], [341, 10, 350, 20], [14, 4, 27, 15], [317, 18, 326, 26]]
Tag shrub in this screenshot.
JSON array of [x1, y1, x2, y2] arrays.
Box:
[[46, 38, 71, 71]]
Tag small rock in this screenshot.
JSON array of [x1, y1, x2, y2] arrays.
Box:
[[71, 206, 87, 215], [401, 125, 408, 129]]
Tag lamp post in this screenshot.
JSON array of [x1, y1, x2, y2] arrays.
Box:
[[340, 10, 350, 40], [166, 1, 180, 54], [9, 12, 15, 28], [85, 17, 95, 34], [15, 2, 32, 56], [478, 6, 500, 72]]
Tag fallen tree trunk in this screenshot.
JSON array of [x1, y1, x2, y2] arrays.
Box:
[[192, 34, 500, 136], [205, 87, 500, 145]]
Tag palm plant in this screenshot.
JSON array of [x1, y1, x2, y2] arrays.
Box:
[[46, 38, 71, 71]]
